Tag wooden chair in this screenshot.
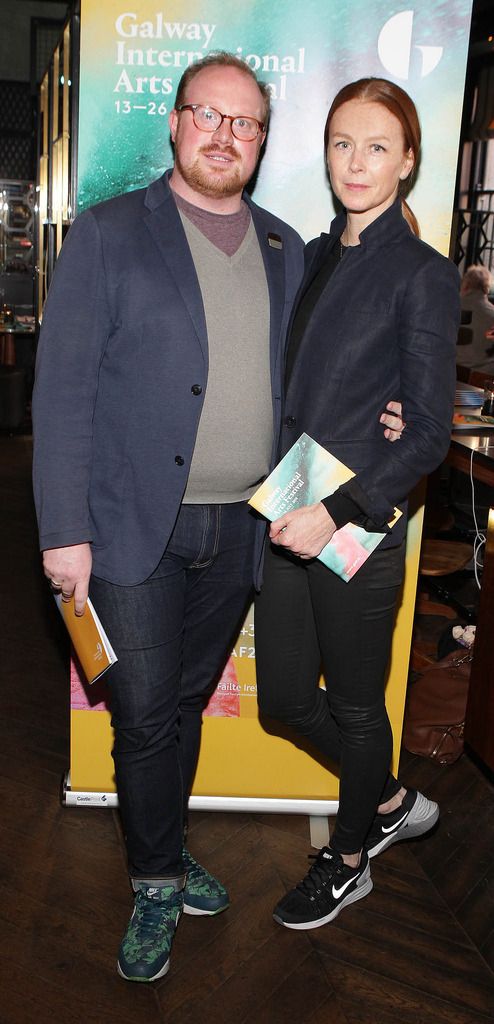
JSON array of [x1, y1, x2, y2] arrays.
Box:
[[411, 538, 473, 671], [411, 471, 474, 671]]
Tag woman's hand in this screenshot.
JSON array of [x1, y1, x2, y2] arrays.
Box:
[[270, 503, 337, 559], [380, 400, 406, 441]]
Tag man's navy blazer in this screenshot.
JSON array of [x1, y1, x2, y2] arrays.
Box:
[[33, 172, 304, 585]]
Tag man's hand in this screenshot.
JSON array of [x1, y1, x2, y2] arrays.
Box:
[[380, 400, 405, 442], [270, 503, 337, 559], [42, 542, 92, 616]]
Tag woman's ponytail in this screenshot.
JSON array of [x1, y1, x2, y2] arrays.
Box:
[[401, 197, 420, 237]]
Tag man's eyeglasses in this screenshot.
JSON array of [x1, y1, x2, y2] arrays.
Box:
[[177, 104, 265, 141]]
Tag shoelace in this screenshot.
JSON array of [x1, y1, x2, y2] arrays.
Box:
[[296, 847, 345, 897], [182, 851, 205, 882], [134, 892, 178, 941]]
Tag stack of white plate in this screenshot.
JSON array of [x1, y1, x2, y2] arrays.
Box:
[[454, 383, 484, 407]]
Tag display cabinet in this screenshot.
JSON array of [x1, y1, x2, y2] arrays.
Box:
[[36, 11, 79, 316]]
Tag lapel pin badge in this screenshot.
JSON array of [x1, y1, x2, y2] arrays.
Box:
[[267, 232, 283, 250]]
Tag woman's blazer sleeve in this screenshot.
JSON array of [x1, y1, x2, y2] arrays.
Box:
[[340, 254, 460, 525]]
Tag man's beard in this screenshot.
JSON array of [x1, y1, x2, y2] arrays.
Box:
[[175, 143, 246, 199]]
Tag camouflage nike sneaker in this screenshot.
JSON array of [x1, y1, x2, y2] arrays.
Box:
[[117, 883, 183, 983], [183, 847, 230, 916]]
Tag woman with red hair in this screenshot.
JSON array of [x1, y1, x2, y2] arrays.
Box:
[[255, 78, 459, 930]]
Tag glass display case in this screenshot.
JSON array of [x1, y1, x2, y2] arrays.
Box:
[[0, 180, 34, 276], [36, 12, 79, 315], [0, 179, 35, 324]]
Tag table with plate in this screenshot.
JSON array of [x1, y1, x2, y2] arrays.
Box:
[[448, 382, 494, 773]]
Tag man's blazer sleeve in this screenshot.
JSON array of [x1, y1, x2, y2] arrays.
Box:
[[32, 210, 113, 550]]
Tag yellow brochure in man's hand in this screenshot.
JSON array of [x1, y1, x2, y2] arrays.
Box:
[[54, 594, 117, 683]]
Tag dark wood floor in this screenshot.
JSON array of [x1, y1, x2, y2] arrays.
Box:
[[1, 433, 494, 1023]]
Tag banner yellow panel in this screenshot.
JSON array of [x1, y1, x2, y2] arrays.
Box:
[[69, 500, 423, 800]]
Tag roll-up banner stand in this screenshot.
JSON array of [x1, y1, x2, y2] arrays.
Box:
[[64, 0, 472, 826]]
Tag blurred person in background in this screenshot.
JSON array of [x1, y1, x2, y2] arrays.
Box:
[[458, 264, 494, 371]]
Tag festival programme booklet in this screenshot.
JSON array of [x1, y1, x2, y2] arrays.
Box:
[[54, 594, 117, 683], [452, 412, 494, 430], [249, 433, 402, 583]]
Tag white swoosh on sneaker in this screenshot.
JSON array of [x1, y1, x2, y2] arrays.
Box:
[[381, 811, 408, 834], [332, 874, 360, 899]]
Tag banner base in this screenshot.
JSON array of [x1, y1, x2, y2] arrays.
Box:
[[62, 771, 118, 807], [62, 771, 338, 816]]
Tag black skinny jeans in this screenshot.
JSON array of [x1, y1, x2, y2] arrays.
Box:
[[255, 539, 406, 854]]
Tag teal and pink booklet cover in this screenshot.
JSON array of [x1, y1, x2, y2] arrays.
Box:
[[249, 433, 401, 582]]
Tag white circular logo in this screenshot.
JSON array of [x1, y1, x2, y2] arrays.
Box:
[[378, 11, 443, 80]]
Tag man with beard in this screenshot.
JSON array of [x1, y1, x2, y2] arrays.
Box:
[[32, 52, 304, 983]]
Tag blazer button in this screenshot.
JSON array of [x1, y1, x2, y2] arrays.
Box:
[[191, 384, 202, 395], [284, 415, 297, 427], [175, 455, 184, 466]]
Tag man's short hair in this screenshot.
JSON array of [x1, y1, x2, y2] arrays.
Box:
[[461, 264, 493, 296], [174, 51, 271, 126]]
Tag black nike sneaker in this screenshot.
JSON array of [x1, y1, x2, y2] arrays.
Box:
[[273, 846, 372, 930], [365, 788, 439, 859]]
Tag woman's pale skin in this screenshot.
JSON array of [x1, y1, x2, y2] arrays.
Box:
[[270, 98, 415, 859]]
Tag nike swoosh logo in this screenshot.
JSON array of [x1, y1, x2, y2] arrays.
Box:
[[381, 811, 408, 834], [332, 874, 360, 899]]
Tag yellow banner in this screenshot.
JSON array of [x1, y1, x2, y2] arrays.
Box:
[[68, 0, 471, 808], [70, 501, 424, 802]]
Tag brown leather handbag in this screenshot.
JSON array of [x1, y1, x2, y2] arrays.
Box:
[[403, 649, 473, 765]]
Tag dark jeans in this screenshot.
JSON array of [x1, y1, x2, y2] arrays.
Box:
[[90, 502, 256, 880], [255, 540, 406, 854]]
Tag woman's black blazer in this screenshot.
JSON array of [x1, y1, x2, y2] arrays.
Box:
[[280, 198, 460, 546]]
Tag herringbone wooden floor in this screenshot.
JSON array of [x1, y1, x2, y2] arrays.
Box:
[[1, 434, 494, 1023]]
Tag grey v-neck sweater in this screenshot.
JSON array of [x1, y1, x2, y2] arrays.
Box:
[[179, 213, 273, 503]]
